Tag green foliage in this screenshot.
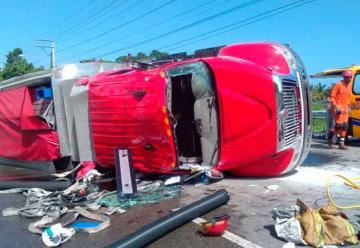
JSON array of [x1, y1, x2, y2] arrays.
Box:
[[79, 58, 113, 63], [312, 102, 325, 111], [6, 48, 23, 64], [79, 58, 96, 63], [1, 48, 43, 80], [114, 50, 169, 64], [310, 82, 330, 101], [115, 56, 128, 63], [312, 118, 326, 133], [149, 50, 169, 61], [324, 83, 334, 98], [136, 52, 147, 60]]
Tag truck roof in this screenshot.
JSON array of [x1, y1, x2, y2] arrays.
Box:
[[311, 64, 360, 78], [0, 69, 52, 91], [0, 62, 128, 91]]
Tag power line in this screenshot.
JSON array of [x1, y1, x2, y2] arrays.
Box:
[[58, 0, 177, 53], [58, 0, 143, 43], [119, 0, 314, 62], [50, 1, 111, 39], [160, 0, 315, 53], [41, 0, 97, 39], [56, 0, 127, 41], [63, 0, 224, 60], [23, 0, 97, 62], [95, 0, 263, 58], [102, 0, 314, 59], [34, 0, 116, 64], [35, 39, 56, 69], [32, 54, 50, 66], [57, 0, 132, 42], [53, 0, 121, 40], [36, 0, 314, 66]]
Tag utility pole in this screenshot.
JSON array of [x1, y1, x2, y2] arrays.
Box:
[[35, 39, 56, 69]]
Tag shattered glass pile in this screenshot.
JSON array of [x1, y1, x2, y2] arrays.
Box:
[[0, 173, 182, 247], [100, 184, 182, 209]]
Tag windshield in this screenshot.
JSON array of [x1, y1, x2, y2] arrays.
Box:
[[353, 73, 360, 95]]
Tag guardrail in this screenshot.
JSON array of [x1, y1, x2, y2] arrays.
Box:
[[312, 110, 327, 139], [312, 99, 331, 139]]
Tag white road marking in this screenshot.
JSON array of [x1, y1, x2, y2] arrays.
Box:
[[193, 217, 262, 248]]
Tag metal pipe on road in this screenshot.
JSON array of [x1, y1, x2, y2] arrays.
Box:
[[107, 189, 230, 248]]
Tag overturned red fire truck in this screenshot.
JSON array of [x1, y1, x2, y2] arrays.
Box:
[[0, 42, 312, 176]]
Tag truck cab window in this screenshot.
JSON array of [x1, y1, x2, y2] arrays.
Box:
[[353, 73, 360, 95]]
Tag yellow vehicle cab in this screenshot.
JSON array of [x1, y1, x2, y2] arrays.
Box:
[[312, 65, 360, 138]]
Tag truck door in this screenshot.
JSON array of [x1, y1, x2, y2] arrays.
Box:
[[350, 71, 360, 138], [312, 67, 360, 139]]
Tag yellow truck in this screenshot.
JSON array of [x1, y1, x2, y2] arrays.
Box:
[[312, 65, 360, 138]]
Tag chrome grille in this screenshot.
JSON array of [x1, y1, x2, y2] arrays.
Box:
[[282, 80, 301, 146]]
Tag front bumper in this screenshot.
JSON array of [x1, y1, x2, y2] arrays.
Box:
[[273, 45, 312, 174]]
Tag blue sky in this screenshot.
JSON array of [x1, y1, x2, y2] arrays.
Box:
[[0, 0, 359, 81]]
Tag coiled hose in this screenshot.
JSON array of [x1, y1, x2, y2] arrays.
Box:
[[326, 174, 360, 209]]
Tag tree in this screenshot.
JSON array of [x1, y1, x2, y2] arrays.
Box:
[[79, 58, 114, 63], [79, 58, 96, 63], [1, 48, 43, 80], [324, 83, 334, 98], [135, 52, 147, 61], [310, 82, 329, 101], [115, 50, 169, 64], [149, 50, 168, 61], [115, 55, 128, 63]]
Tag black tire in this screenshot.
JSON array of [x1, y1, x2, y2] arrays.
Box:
[[53, 156, 77, 181]]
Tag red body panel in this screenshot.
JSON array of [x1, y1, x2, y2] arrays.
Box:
[[202, 57, 285, 176], [219, 43, 291, 75], [208, 43, 294, 176], [89, 43, 299, 176], [231, 149, 294, 177], [89, 69, 177, 173], [0, 87, 60, 161]]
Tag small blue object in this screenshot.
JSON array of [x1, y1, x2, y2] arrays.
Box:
[[71, 221, 101, 229], [35, 87, 52, 100], [45, 227, 54, 237]]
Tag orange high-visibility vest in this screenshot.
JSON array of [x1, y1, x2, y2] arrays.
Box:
[[329, 80, 351, 124]]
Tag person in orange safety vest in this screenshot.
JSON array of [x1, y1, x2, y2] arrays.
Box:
[[328, 69, 352, 149]]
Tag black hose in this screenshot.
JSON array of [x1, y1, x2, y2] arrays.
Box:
[[107, 189, 230, 248], [0, 180, 72, 191]]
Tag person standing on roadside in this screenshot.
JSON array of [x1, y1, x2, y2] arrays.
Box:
[[328, 70, 352, 149]]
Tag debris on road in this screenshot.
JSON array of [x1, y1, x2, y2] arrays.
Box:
[[182, 168, 224, 185], [198, 214, 230, 237], [282, 242, 296, 248], [114, 148, 138, 199], [164, 176, 181, 186], [0, 169, 187, 247], [272, 199, 359, 247], [272, 205, 307, 245], [1, 173, 106, 243], [107, 190, 230, 248], [0, 179, 72, 191], [265, 184, 280, 193], [42, 223, 75, 247], [100, 183, 181, 209]]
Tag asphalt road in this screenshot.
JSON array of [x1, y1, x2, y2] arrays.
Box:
[[0, 140, 359, 248]]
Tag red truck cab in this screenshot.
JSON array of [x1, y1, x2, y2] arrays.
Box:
[[88, 42, 312, 176]]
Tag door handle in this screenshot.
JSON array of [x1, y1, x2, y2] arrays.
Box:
[[133, 90, 146, 100]]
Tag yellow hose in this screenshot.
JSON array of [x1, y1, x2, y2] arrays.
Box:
[[326, 174, 360, 209]]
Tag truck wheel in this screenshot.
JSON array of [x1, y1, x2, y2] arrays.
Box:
[[53, 156, 72, 171]]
